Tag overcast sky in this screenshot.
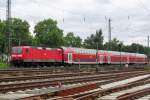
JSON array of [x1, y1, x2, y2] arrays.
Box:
[[0, 0, 150, 46]]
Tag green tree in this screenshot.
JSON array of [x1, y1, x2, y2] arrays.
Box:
[[0, 20, 6, 54], [64, 32, 82, 47], [83, 29, 103, 49], [0, 18, 33, 54], [123, 43, 145, 54], [34, 18, 63, 47], [104, 38, 123, 51], [9, 18, 33, 46], [143, 47, 150, 59]]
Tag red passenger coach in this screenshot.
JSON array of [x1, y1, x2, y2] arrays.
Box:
[[10, 46, 63, 66], [62, 47, 148, 65]]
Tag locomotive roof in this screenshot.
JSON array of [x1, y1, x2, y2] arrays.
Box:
[[12, 46, 31, 48], [12, 46, 59, 50]]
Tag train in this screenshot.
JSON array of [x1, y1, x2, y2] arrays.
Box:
[[10, 46, 148, 66]]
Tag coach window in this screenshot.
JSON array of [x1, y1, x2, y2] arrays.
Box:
[[26, 48, 29, 53], [18, 47, 22, 54]]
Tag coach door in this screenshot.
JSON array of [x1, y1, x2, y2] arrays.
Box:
[[68, 53, 73, 63], [108, 56, 111, 64], [127, 56, 129, 64], [99, 55, 104, 64]]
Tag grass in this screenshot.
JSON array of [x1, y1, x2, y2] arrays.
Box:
[[144, 64, 150, 71], [0, 60, 9, 69]]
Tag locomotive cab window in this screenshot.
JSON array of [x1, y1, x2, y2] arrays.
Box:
[[12, 47, 22, 54]]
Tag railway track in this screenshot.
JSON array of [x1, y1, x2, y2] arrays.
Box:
[[0, 70, 148, 86], [48, 75, 150, 100], [0, 69, 145, 83], [0, 66, 145, 74], [19, 73, 150, 100], [0, 66, 146, 80], [136, 94, 150, 100], [0, 70, 149, 100], [0, 68, 149, 100], [0, 72, 91, 83], [0, 69, 65, 77], [0, 71, 145, 93], [117, 86, 150, 100]]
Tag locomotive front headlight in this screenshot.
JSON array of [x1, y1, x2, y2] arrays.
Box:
[[12, 54, 16, 57], [17, 54, 22, 57]]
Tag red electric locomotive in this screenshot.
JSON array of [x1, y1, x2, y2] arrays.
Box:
[[10, 46, 63, 66]]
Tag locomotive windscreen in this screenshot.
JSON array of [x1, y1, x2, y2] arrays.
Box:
[[12, 47, 22, 54]]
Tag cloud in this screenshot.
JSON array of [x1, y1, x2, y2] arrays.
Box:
[[0, 0, 149, 46]]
